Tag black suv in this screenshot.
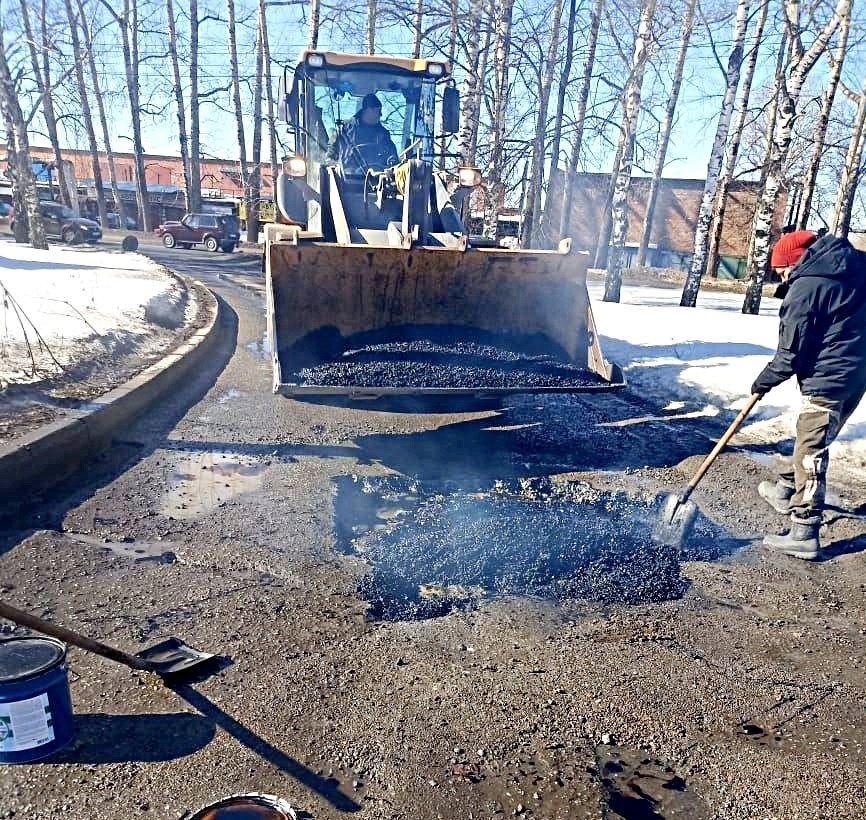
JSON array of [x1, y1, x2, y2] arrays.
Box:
[[11, 201, 102, 244]]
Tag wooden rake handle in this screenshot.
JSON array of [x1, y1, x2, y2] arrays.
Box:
[[681, 393, 762, 504], [0, 600, 154, 672]]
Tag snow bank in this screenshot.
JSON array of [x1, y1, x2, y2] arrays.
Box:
[[590, 282, 866, 486], [0, 239, 180, 386]]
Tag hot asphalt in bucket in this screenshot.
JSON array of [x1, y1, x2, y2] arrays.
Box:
[[334, 475, 740, 621]]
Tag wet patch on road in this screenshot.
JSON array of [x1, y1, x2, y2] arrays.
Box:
[[161, 450, 267, 519], [66, 532, 177, 564], [594, 744, 710, 819], [334, 475, 740, 621]]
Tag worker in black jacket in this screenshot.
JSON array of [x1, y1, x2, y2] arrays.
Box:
[[752, 230, 866, 559], [327, 93, 399, 176]]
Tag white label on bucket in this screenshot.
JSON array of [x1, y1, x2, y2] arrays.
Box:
[[0, 694, 55, 752]]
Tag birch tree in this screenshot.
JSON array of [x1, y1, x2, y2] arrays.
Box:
[[743, 0, 850, 314], [798, 14, 849, 229], [166, 0, 191, 210], [521, 0, 564, 247], [412, 0, 424, 58], [247, 6, 265, 243], [309, 0, 321, 48], [456, 0, 486, 166], [226, 0, 250, 235], [831, 74, 866, 237], [77, 0, 128, 227], [64, 0, 108, 227], [604, 0, 659, 303], [0, 22, 47, 249], [18, 0, 71, 207], [260, 0, 278, 182], [366, 0, 377, 54], [558, 0, 604, 241], [636, 0, 697, 269], [98, 0, 151, 231], [704, 0, 768, 280], [188, 0, 202, 213], [679, 0, 750, 307], [483, 0, 516, 238]]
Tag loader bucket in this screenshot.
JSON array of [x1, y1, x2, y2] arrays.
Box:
[[265, 237, 624, 398]]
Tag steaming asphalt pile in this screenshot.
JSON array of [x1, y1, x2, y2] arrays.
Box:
[[336, 476, 736, 621], [280, 325, 606, 389]]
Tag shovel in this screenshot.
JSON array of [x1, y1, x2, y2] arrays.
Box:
[[654, 393, 761, 547], [0, 600, 217, 678]]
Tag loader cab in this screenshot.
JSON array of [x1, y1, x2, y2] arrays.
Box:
[[286, 51, 443, 189]]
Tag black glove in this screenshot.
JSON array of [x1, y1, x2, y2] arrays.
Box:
[[750, 370, 772, 397]]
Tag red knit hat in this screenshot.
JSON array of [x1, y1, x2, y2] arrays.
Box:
[[770, 230, 818, 269]]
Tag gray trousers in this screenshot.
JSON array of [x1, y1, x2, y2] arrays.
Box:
[[778, 388, 866, 521]]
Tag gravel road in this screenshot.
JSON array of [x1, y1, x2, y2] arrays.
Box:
[[1, 241, 865, 819]]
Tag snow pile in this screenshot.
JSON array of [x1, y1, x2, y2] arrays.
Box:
[[0, 239, 181, 387], [590, 283, 866, 486]]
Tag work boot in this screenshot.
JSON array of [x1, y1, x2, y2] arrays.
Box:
[[758, 480, 794, 514], [763, 516, 821, 560]]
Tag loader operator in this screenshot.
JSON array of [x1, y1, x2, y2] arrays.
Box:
[[327, 93, 399, 177], [752, 229, 866, 559]]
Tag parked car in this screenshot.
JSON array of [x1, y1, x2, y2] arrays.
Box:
[[0, 202, 13, 233], [154, 213, 240, 252], [11, 201, 102, 244], [96, 212, 138, 230]]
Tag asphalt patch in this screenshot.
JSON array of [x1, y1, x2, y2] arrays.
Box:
[[280, 325, 607, 389], [334, 475, 739, 621]]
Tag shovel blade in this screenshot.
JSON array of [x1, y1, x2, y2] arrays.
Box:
[[653, 493, 699, 547], [135, 637, 217, 677]]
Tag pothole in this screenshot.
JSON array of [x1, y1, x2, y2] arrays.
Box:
[[161, 450, 267, 519], [334, 475, 740, 621]]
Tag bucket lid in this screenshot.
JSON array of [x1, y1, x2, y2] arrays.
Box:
[[0, 637, 66, 684], [185, 794, 297, 820]]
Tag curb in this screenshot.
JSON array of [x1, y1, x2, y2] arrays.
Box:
[[0, 281, 223, 499]]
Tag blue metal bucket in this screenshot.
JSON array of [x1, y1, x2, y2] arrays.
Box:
[[0, 637, 74, 763]]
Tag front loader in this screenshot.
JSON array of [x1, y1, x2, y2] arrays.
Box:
[[266, 50, 624, 398]]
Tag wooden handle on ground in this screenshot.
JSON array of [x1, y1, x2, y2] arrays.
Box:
[[681, 393, 762, 503], [0, 600, 154, 672]]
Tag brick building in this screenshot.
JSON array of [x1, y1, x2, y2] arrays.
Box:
[[1, 145, 274, 228], [546, 170, 789, 277]]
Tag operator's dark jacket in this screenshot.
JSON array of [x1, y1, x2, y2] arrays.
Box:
[[753, 235, 866, 401], [326, 117, 397, 167]]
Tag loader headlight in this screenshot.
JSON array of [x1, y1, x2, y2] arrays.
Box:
[[458, 166, 482, 188], [427, 62, 445, 77], [306, 52, 325, 68], [286, 156, 307, 177]]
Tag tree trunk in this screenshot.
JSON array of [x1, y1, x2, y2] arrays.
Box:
[[593, 126, 625, 269], [483, 0, 515, 239], [226, 0, 250, 236], [0, 23, 47, 249], [559, 0, 603, 242], [549, 0, 577, 177], [832, 74, 866, 237], [635, 0, 696, 269], [188, 0, 202, 212], [412, 0, 424, 58], [166, 0, 191, 211], [247, 7, 265, 244], [743, 0, 849, 314], [64, 0, 107, 227], [679, 0, 750, 308], [704, 0, 767, 280], [798, 14, 849, 229], [603, 0, 658, 303], [438, 0, 459, 170], [457, 0, 485, 166], [366, 0, 377, 54], [309, 0, 321, 49], [260, 0, 278, 183], [19, 0, 71, 207], [77, 0, 128, 228], [521, 0, 564, 248]]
